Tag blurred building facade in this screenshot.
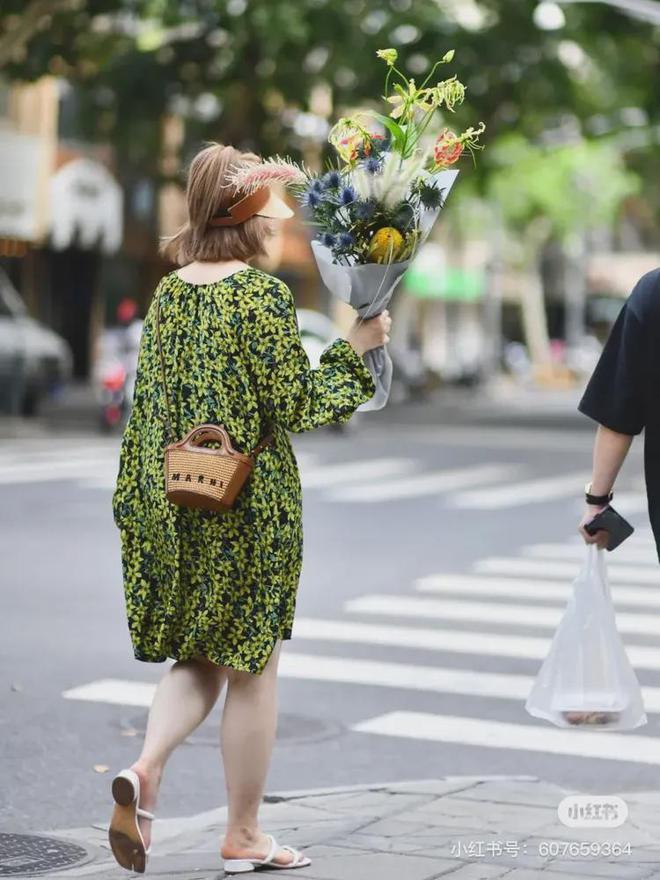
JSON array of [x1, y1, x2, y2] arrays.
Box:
[[0, 77, 126, 378]]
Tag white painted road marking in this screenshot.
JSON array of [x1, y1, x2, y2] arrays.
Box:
[[63, 678, 156, 707], [56, 657, 660, 713], [345, 594, 660, 636], [415, 573, 660, 608], [352, 712, 660, 765], [523, 542, 657, 566], [0, 457, 118, 485], [450, 472, 590, 509], [475, 557, 659, 585], [300, 457, 415, 489], [327, 463, 520, 503], [293, 616, 660, 672]]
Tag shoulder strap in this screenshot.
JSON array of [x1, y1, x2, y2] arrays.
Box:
[[154, 291, 176, 444], [250, 433, 273, 458]]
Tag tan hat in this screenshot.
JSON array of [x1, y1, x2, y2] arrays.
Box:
[[209, 186, 293, 227]]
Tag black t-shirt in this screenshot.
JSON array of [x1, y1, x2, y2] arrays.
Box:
[[579, 268, 660, 542]]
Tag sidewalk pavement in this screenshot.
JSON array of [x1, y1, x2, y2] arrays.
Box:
[[47, 776, 660, 879]]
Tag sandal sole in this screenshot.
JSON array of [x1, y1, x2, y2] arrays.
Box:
[[108, 804, 147, 873], [109, 773, 147, 873]]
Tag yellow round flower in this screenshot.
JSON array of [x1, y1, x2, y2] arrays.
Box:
[[367, 227, 404, 263]]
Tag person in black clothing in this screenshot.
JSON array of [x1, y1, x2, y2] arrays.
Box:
[[578, 269, 660, 553]]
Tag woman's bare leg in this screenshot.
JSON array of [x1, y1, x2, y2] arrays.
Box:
[[129, 656, 227, 847], [220, 642, 299, 866]]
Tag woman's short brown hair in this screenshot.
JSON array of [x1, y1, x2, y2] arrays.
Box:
[[160, 143, 273, 265]]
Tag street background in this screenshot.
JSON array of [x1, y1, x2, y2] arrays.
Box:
[[1, 394, 655, 828], [3, 0, 660, 877]]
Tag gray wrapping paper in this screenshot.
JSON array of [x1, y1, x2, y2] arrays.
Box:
[[312, 170, 458, 411], [308, 167, 458, 410], [310, 242, 409, 410]]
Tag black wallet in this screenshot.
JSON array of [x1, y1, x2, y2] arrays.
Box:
[[584, 504, 634, 551]]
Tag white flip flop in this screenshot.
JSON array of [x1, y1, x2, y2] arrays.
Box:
[[223, 834, 311, 874], [108, 768, 155, 874]]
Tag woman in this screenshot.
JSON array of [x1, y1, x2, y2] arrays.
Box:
[[109, 143, 389, 874], [578, 269, 659, 550]]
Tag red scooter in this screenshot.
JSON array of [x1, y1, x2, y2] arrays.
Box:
[[98, 360, 129, 432]]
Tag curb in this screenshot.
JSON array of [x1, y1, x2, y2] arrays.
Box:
[[263, 774, 541, 802], [51, 775, 543, 852]]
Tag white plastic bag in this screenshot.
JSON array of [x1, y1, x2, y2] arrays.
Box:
[[525, 545, 646, 731]]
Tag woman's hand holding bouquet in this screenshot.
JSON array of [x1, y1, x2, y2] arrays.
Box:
[[346, 310, 392, 358]]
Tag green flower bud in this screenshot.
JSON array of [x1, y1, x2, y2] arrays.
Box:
[[377, 48, 398, 66]]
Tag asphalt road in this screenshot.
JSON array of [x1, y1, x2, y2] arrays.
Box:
[[1, 407, 658, 835]]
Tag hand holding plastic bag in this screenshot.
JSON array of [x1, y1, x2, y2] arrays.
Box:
[[525, 545, 646, 731]]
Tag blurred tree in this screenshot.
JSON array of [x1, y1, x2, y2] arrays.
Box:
[[0, 0, 81, 68], [488, 135, 640, 242], [486, 134, 640, 363], [2, 0, 659, 176]]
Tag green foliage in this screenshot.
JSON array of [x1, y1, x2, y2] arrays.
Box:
[[2, 0, 658, 229], [487, 134, 640, 240]]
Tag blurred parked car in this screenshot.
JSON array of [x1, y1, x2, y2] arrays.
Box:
[[0, 269, 73, 416]]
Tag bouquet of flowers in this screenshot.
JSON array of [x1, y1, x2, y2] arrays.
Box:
[[229, 48, 485, 409]]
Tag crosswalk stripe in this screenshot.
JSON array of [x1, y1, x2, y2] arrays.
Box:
[[294, 616, 660, 671], [56, 660, 660, 713], [0, 444, 119, 465], [352, 711, 660, 765], [523, 543, 657, 566], [63, 678, 155, 707], [78, 471, 122, 490], [449, 471, 590, 509], [293, 617, 549, 657], [604, 491, 649, 515], [300, 458, 415, 489], [345, 594, 660, 636], [475, 557, 659, 585], [415, 573, 660, 608], [81, 455, 404, 493], [630, 530, 656, 545], [326, 463, 520, 503], [0, 458, 117, 485], [2, 449, 319, 490], [280, 652, 660, 712]]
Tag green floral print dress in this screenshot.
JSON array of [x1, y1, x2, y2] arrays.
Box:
[[112, 267, 375, 674]]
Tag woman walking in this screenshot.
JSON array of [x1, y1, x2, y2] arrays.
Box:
[[109, 143, 389, 874]]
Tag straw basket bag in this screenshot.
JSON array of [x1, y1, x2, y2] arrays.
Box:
[[155, 291, 271, 513]]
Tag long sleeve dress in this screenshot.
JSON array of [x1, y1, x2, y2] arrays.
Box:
[[112, 267, 375, 674]]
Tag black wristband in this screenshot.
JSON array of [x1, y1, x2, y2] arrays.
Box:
[[585, 487, 613, 506]]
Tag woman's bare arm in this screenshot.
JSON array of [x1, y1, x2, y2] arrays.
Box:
[[579, 425, 633, 546]]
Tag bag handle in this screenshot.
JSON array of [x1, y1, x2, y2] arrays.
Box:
[[183, 424, 234, 451], [155, 290, 176, 445], [155, 291, 272, 457]]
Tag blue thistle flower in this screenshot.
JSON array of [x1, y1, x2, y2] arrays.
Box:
[[337, 232, 354, 249], [340, 186, 356, 206], [322, 170, 341, 190], [418, 183, 445, 210], [320, 232, 337, 247], [304, 190, 321, 209], [353, 199, 376, 220], [365, 157, 381, 174], [310, 178, 324, 193]]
